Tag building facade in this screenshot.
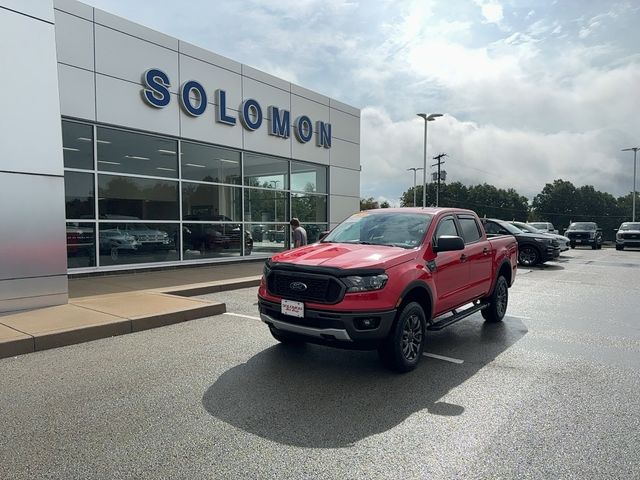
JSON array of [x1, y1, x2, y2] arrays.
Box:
[[0, 0, 360, 312]]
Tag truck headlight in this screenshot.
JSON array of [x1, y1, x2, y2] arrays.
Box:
[[589, 232, 596, 238], [616, 233, 622, 239], [343, 274, 388, 293], [534, 238, 551, 244]]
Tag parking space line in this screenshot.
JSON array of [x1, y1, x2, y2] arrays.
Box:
[[508, 315, 531, 320], [224, 312, 261, 321], [423, 352, 464, 364]]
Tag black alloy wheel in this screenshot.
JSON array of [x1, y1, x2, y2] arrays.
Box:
[[518, 245, 540, 266], [481, 276, 508, 323], [378, 302, 426, 373]]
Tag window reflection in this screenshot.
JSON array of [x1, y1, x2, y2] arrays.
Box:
[[181, 142, 241, 184], [183, 223, 251, 259], [291, 161, 327, 193], [98, 223, 179, 266], [98, 175, 179, 220], [244, 154, 288, 189], [248, 223, 290, 254], [301, 223, 329, 243], [182, 183, 241, 221], [292, 194, 327, 222], [66, 222, 96, 268], [97, 127, 178, 178], [244, 189, 288, 223], [62, 121, 94, 170], [65, 171, 95, 219]]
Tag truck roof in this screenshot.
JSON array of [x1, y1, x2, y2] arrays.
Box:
[[362, 207, 477, 215]]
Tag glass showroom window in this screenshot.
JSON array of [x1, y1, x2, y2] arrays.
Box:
[[98, 223, 179, 266], [248, 223, 290, 254], [98, 175, 179, 221], [65, 171, 95, 220], [292, 193, 327, 223], [183, 223, 249, 260], [181, 142, 241, 184], [244, 153, 289, 190], [244, 189, 288, 223], [291, 161, 327, 193], [182, 183, 242, 221], [96, 127, 178, 178], [66, 222, 96, 268], [62, 120, 94, 170]]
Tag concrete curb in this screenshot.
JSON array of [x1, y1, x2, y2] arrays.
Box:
[[158, 276, 262, 297], [0, 276, 259, 360]]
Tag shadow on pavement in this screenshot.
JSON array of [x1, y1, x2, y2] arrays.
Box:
[[202, 317, 527, 448]]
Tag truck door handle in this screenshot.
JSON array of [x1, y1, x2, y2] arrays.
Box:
[[483, 248, 490, 256], [460, 254, 468, 262]]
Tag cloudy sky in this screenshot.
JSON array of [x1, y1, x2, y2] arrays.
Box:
[[84, 0, 640, 205]]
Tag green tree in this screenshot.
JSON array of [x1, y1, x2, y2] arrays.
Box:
[[360, 197, 380, 210], [380, 201, 390, 208]]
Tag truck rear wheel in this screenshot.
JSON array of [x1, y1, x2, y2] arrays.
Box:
[[481, 276, 508, 323], [378, 302, 426, 373]]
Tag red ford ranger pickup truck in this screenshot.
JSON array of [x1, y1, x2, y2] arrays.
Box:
[[258, 208, 518, 372]]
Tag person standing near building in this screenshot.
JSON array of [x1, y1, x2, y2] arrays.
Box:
[[290, 218, 307, 248]]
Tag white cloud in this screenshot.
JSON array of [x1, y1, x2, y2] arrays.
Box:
[[474, 0, 504, 25], [360, 106, 637, 203]]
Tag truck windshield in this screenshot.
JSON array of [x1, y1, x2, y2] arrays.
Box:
[[620, 223, 640, 231], [569, 223, 596, 230], [323, 212, 434, 249]]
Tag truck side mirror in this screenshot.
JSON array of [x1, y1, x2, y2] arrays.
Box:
[[433, 235, 465, 253], [319, 230, 330, 241]]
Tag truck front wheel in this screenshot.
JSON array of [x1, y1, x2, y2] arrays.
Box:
[[481, 276, 508, 323], [378, 302, 426, 373]]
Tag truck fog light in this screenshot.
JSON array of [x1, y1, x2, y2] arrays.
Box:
[[355, 317, 380, 330]]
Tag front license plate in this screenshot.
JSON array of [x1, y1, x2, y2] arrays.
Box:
[[575, 239, 582, 243], [281, 299, 304, 318]]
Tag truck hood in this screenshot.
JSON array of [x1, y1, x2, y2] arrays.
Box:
[[270, 242, 418, 270]]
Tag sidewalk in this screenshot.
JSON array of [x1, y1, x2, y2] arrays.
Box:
[[0, 261, 264, 359]]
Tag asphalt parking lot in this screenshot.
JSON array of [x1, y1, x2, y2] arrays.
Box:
[[1, 248, 639, 479]]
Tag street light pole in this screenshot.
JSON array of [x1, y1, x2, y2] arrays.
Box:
[[417, 113, 443, 207], [407, 167, 424, 206], [622, 147, 639, 222]]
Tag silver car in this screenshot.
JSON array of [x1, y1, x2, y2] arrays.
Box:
[[513, 222, 570, 252]]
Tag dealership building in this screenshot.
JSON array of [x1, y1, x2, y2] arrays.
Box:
[[0, 0, 361, 312]]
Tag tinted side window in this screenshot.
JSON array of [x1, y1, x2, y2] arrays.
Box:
[[483, 221, 501, 235], [459, 216, 481, 243], [435, 217, 458, 240]]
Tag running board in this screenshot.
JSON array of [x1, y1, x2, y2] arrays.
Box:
[[427, 302, 489, 331]]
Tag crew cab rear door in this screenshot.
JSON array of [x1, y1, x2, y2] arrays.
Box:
[[432, 215, 469, 315], [456, 214, 492, 298]]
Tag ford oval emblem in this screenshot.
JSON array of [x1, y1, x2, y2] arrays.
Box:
[[289, 281, 307, 292]]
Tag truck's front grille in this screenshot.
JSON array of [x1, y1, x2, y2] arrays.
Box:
[[267, 271, 344, 304], [568, 232, 589, 239], [622, 233, 640, 239]]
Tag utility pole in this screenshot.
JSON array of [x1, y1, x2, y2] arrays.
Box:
[[431, 153, 447, 207], [622, 147, 639, 221], [407, 167, 424, 206]]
